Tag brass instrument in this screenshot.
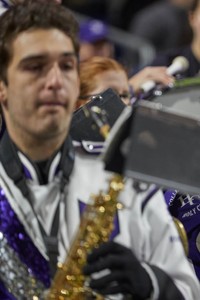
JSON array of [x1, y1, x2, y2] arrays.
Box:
[[46, 104, 122, 299], [173, 217, 188, 256], [46, 175, 124, 300]]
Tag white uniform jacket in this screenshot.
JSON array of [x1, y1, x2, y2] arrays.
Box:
[[0, 140, 199, 300]]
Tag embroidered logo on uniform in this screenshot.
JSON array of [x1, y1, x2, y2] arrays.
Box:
[[78, 199, 120, 239], [164, 190, 178, 206]]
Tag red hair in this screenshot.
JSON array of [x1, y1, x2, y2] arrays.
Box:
[[77, 56, 128, 109]]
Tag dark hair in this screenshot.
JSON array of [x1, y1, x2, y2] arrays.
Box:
[[0, 0, 80, 82]]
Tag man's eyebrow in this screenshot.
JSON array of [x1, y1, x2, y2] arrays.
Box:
[[18, 51, 77, 65], [62, 52, 77, 59]]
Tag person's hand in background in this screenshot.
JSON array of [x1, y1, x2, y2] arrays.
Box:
[[129, 66, 175, 94]]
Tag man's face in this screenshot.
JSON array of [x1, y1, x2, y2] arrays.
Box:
[[0, 28, 79, 142]]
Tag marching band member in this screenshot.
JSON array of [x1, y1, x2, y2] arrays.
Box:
[[0, 2, 199, 299]]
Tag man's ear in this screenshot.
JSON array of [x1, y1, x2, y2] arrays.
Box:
[[0, 81, 7, 106], [188, 12, 195, 30]]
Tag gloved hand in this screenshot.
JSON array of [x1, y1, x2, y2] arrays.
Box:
[[83, 241, 152, 299]]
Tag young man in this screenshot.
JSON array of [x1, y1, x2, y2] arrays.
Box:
[[0, 1, 199, 300]]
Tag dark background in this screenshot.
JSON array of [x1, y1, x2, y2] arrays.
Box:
[[62, 0, 159, 30]]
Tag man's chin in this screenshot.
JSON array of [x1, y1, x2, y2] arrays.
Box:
[[34, 123, 68, 141]]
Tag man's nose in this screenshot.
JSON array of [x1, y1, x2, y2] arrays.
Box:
[[45, 63, 63, 90]]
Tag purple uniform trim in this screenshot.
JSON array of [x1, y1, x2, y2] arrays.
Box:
[[0, 280, 17, 300], [22, 165, 32, 180], [0, 187, 51, 287], [141, 186, 159, 212]]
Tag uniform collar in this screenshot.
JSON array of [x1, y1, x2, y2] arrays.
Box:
[[0, 131, 75, 187], [18, 150, 62, 185]]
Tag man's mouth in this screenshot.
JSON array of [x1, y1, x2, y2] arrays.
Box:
[[39, 101, 66, 107], [42, 102, 63, 106]]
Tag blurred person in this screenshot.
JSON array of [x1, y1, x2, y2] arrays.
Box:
[[0, 2, 199, 300], [77, 56, 130, 108], [129, 0, 193, 53], [151, 0, 200, 77], [79, 19, 114, 62], [129, 65, 175, 96], [76, 56, 174, 109]]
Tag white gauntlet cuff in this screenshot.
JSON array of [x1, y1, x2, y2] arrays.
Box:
[[142, 263, 159, 300]]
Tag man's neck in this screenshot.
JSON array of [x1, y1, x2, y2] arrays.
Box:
[[8, 130, 67, 161]]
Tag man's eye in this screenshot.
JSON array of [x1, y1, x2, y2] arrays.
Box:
[[25, 64, 44, 72], [61, 62, 75, 70]]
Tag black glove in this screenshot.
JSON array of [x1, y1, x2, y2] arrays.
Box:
[[83, 241, 152, 299]]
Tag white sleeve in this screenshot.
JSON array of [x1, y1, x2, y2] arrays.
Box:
[[129, 185, 200, 300]]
